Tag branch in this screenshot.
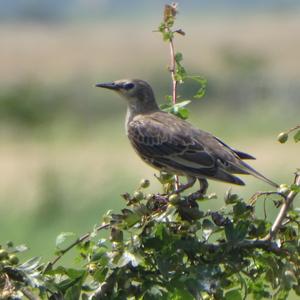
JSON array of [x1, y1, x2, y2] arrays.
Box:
[[205, 239, 286, 259], [168, 36, 177, 105], [264, 172, 300, 240], [163, 3, 180, 188], [49, 223, 109, 268]]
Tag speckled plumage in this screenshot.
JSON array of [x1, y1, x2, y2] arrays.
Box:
[[96, 79, 278, 190]]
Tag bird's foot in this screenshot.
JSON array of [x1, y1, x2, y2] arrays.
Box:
[[153, 194, 169, 204], [187, 191, 205, 202], [174, 177, 196, 194]]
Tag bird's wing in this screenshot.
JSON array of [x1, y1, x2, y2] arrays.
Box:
[[127, 113, 248, 185], [128, 113, 215, 172], [128, 112, 278, 187], [213, 136, 255, 160]]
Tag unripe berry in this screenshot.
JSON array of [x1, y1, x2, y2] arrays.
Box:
[[0, 249, 8, 260], [278, 184, 290, 195], [140, 179, 150, 189], [277, 132, 288, 143], [8, 254, 19, 265], [133, 191, 144, 201], [169, 194, 180, 204]]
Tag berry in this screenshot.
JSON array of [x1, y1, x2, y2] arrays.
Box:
[[140, 179, 150, 189], [277, 132, 288, 143]]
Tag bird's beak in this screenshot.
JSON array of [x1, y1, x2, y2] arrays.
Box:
[[95, 82, 121, 90]]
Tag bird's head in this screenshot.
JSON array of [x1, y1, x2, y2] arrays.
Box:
[[95, 79, 159, 114]]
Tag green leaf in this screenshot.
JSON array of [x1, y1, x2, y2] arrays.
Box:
[[117, 250, 142, 268], [56, 232, 75, 248], [225, 221, 235, 242], [225, 221, 248, 242], [173, 100, 191, 108], [123, 209, 141, 227], [224, 189, 241, 204], [202, 219, 215, 240], [169, 288, 194, 300], [188, 75, 207, 99], [293, 130, 300, 143], [175, 107, 189, 119], [234, 221, 249, 241], [290, 183, 300, 193], [225, 289, 242, 300], [175, 52, 183, 63], [64, 282, 82, 300]]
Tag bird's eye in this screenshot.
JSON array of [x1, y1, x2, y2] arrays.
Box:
[[123, 83, 135, 90]]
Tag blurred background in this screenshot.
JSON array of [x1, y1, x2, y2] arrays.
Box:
[[0, 0, 299, 264]]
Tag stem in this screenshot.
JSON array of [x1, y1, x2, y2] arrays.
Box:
[[286, 124, 300, 135], [264, 173, 300, 240], [166, 31, 179, 189], [169, 37, 177, 105], [49, 223, 109, 268]]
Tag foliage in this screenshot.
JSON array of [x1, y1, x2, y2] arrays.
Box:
[[1, 3, 300, 300]]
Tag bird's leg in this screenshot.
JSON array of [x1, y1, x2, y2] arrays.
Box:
[[174, 176, 196, 194], [187, 178, 209, 201]]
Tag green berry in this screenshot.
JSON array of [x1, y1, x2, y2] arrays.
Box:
[[160, 172, 173, 183], [277, 132, 288, 143], [169, 194, 180, 204], [146, 193, 154, 201], [140, 179, 150, 189], [6, 241, 13, 248], [0, 249, 8, 260], [1, 259, 9, 266], [133, 191, 144, 201], [278, 184, 290, 195], [8, 254, 19, 265]]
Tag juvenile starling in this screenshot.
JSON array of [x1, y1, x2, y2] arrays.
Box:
[[96, 79, 278, 195]]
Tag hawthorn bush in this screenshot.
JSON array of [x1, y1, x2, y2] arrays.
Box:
[[1, 4, 300, 300]]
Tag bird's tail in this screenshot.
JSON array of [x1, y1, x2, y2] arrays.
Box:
[[238, 161, 279, 188]]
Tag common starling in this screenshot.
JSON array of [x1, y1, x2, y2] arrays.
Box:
[[96, 79, 278, 195]]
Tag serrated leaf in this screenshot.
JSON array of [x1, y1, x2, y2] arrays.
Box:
[[293, 130, 300, 143], [56, 232, 75, 248], [188, 75, 207, 99]]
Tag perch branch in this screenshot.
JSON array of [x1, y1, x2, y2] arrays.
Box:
[[264, 172, 300, 240], [49, 223, 109, 268]]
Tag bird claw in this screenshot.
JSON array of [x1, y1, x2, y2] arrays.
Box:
[[187, 191, 204, 202]]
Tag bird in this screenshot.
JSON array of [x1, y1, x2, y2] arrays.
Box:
[[95, 79, 278, 197]]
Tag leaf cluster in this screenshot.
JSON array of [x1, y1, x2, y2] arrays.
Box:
[[2, 177, 300, 299]]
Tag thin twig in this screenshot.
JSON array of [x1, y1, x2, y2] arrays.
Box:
[[22, 288, 41, 300], [248, 191, 286, 206], [286, 124, 300, 135], [164, 10, 179, 189], [49, 223, 109, 268], [169, 37, 177, 106], [264, 172, 300, 240]]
